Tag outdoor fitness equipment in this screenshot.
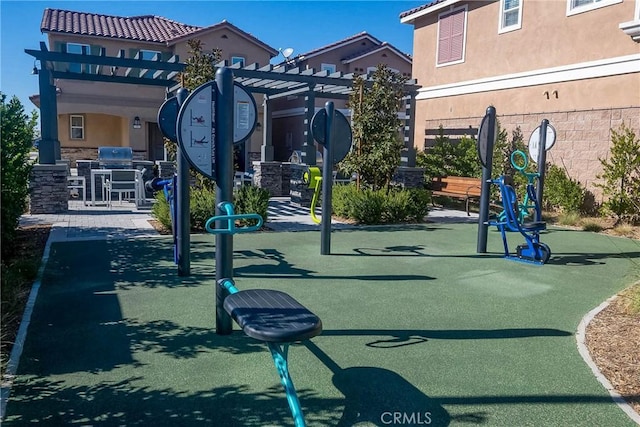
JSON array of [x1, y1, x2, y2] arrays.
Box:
[[309, 101, 353, 255], [491, 175, 551, 265], [146, 173, 178, 264], [496, 150, 541, 225], [206, 201, 322, 427], [303, 166, 323, 224], [177, 68, 322, 427]]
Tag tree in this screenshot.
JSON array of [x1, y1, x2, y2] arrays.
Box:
[[1, 93, 38, 252], [340, 64, 407, 191], [596, 123, 640, 223]]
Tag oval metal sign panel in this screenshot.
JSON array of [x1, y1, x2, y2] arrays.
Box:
[[477, 113, 497, 168], [177, 81, 217, 180], [528, 124, 556, 162], [157, 97, 179, 143], [310, 109, 353, 164], [233, 82, 257, 145]]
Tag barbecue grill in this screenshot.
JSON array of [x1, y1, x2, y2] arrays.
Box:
[[97, 146, 133, 169]]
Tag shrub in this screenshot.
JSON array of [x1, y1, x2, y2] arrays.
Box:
[[406, 188, 431, 222], [332, 186, 429, 224], [332, 184, 358, 218], [596, 123, 640, 223], [383, 190, 412, 223], [416, 132, 481, 183], [349, 189, 386, 224], [581, 220, 604, 233], [544, 164, 586, 213], [557, 211, 581, 226], [1, 94, 38, 254], [190, 186, 216, 230], [622, 284, 640, 315], [152, 184, 271, 231], [233, 185, 270, 227]]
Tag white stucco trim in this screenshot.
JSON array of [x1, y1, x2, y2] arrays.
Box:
[[415, 54, 640, 100]]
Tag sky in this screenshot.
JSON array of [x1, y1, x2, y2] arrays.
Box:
[[0, 0, 425, 116]]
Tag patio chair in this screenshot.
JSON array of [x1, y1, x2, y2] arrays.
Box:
[[57, 159, 87, 205], [105, 169, 139, 207]]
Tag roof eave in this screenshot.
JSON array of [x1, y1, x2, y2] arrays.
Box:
[[400, 0, 462, 24], [167, 21, 278, 57], [342, 46, 412, 65], [298, 33, 382, 62]]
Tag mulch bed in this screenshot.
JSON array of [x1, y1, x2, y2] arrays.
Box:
[[585, 285, 640, 415]]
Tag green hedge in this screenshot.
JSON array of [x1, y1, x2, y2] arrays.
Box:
[[332, 184, 430, 224]]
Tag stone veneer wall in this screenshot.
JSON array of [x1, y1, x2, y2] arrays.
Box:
[[29, 164, 68, 213], [423, 107, 639, 201], [253, 161, 284, 197], [391, 167, 426, 189], [61, 148, 97, 167]]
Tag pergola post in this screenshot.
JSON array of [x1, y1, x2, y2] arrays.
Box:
[[261, 94, 274, 161], [303, 87, 316, 166], [37, 66, 60, 164]]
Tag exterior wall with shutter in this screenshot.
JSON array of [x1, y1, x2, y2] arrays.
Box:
[[406, 0, 639, 197]]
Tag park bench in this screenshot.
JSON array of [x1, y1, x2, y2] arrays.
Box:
[[429, 176, 482, 216]]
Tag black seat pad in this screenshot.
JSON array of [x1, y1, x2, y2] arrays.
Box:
[[522, 221, 546, 231], [223, 289, 322, 343]]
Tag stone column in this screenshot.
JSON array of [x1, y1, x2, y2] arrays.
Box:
[[391, 166, 426, 189], [29, 164, 68, 213], [253, 161, 282, 196]]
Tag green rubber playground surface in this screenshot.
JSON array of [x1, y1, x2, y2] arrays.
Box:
[[4, 224, 639, 426]]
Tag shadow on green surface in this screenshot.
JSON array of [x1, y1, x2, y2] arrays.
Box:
[[320, 328, 572, 348], [305, 341, 452, 426], [3, 376, 343, 426]]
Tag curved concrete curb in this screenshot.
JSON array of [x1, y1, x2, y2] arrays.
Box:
[[576, 295, 640, 425], [0, 231, 54, 420]]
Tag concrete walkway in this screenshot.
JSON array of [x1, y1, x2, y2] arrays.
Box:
[[19, 198, 479, 240]]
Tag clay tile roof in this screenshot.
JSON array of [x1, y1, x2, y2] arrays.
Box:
[[41, 8, 201, 43], [399, 0, 449, 19]]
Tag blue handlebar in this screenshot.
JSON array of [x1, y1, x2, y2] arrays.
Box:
[[205, 201, 264, 234]]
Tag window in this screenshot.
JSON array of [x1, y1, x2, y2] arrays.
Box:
[[70, 115, 84, 140], [567, 0, 622, 16], [321, 63, 336, 74], [437, 6, 467, 66], [67, 43, 90, 73], [499, 0, 522, 33], [140, 50, 161, 78], [231, 56, 245, 67]]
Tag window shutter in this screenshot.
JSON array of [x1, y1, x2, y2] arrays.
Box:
[[438, 14, 453, 64], [450, 9, 465, 62], [437, 8, 466, 65]]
